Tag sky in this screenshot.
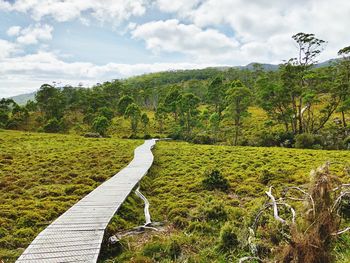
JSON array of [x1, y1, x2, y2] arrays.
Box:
[[1, 0, 350, 97]]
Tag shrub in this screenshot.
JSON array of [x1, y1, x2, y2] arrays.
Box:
[[219, 222, 239, 251], [191, 134, 214, 145], [202, 169, 229, 191], [202, 201, 228, 221], [92, 116, 110, 137], [167, 239, 182, 260], [294, 133, 324, 149], [43, 118, 61, 133]]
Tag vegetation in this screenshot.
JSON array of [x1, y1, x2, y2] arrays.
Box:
[[0, 130, 140, 261], [2, 33, 349, 150], [100, 141, 350, 262]]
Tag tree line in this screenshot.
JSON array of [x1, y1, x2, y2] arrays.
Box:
[[1, 32, 349, 149]]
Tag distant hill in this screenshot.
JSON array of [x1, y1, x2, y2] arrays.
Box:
[[9, 91, 36, 105], [6, 59, 336, 105]]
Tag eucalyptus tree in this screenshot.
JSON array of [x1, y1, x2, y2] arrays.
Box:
[[225, 80, 252, 145], [124, 103, 141, 135], [336, 46, 350, 130]]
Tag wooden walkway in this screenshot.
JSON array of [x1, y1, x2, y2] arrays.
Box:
[[16, 139, 157, 263]]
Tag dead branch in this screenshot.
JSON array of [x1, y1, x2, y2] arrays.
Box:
[[238, 256, 263, 263], [332, 191, 350, 212], [333, 226, 350, 236], [135, 186, 152, 226], [265, 186, 286, 224], [283, 186, 315, 218]]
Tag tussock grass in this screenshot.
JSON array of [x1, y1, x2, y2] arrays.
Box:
[[104, 141, 350, 262], [0, 130, 140, 262]]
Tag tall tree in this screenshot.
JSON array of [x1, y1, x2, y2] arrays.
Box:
[[207, 76, 226, 117], [165, 87, 181, 121], [178, 93, 200, 135], [124, 103, 141, 135], [117, 95, 134, 115], [336, 46, 350, 130], [155, 103, 167, 133], [289, 33, 326, 133], [225, 80, 252, 145], [35, 84, 66, 119]]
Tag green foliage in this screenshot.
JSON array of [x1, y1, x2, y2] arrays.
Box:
[[218, 222, 239, 251], [124, 103, 141, 135], [202, 169, 229, 191], [43, 118, 61, 133], [92, 116, 110, 136], [295, 133, 324, 149], [0, 130, 140, 261], [100, 141, 350, 262], [117, 95, 134, 115]]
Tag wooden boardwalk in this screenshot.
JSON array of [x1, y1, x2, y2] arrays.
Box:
[[16, 139, 157, 263]]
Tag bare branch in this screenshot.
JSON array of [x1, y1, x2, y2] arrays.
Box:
[[265, 186, 286, 224], [238, 256, 263, 263], [332, 191, 350, 212], [135, 186, 152, 226], [332, 227, 350, 236], [283, 186, 315, 218]]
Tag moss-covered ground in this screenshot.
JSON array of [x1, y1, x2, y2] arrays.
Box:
[[0, 130, 140, 262], [103, 141, 350, 262]]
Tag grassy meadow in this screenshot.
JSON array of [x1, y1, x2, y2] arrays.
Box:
[[0, 130, 141, 262], [1, 130, 350, 262], [102, 141, 350, 262]]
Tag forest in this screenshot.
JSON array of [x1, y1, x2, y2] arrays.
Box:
[[1, 33, 350, 150]]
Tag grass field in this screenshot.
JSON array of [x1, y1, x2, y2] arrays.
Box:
[[0, 130, 141, 262], [1, 130, 350, 262], [102, 141, 350, 262]]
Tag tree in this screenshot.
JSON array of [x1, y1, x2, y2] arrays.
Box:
[[225, 80, 252, 145], [207, 76, 226, 117], [178, 93, 200, 135], [43, 118, 61, 133], [98, 106, 114, 121], [165, 88, 181, 121], [0, 98, 17, 128], [35, 84, 66, 119], [155, 103, 167, 133], [289, 33, 326, 133], [209, 112, 220, 140], [336, 46, 350, 130], [92, 116, 110, 136], [117, 95, 134, 115], [141, 112, 150, 134], [124, 103, 141, 135]]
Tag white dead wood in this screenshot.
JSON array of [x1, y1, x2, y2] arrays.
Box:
[[333, 227, 350, 236], [238, 256, 263, 263], [332, 191, 350, 212], [283, 186, 315, 218], [265, 186, 286, 224], [135, 186, 152, 226]]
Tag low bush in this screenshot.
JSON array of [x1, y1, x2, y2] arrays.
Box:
[[202, 169, 229, 191], [218, 222, 239, 251], [294, 133, 324, 149]]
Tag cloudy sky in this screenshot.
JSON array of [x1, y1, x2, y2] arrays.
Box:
[[1, 0, 350, 97]]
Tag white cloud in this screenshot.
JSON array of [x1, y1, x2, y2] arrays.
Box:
[[7, 26, 21, 36], [155, 0, 350, 63], [132, 19, 238, 62], [0, 50, 224, 97], [0, 0, 148, 24], [10, 24, 54, 45], [0, 39, 18, 59]]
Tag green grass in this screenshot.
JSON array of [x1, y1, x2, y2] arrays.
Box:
[[103, 141, 350, 262], [0, 130, 141, 262], [2, 130, 350, 262]]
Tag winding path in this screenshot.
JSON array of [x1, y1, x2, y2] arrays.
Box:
[[16, 139, 157, 263]]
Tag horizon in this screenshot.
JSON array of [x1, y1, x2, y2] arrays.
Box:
[[1, 0, 350, 97]]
